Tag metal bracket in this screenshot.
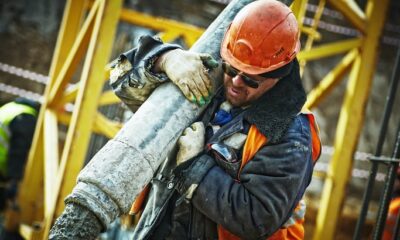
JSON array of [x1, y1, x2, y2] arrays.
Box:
[[368, 155, 400, 164]]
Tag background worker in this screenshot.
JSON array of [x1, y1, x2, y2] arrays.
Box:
[[0, 97, 39, 239], [50, 0, 321, 239], [0, 97, 39, 208]]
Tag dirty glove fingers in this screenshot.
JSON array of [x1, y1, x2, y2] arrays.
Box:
[[195, 71, 211, 98], [178, 83, 196, 104], [186, 80, 205, 105], [198, 69, 213, 95], [176, 77, 203, 104], [199, 53, 219, 70], [191, 122, 204, 132], [182, 125, 194, 136]]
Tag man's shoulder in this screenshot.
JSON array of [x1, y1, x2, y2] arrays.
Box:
[[286, 114, 311, 137]]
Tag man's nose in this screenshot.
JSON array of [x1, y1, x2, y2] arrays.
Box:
[[231, 74, 246, 87]]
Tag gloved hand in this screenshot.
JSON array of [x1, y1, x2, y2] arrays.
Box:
[[176, 122, 205, 165], [157, 49, 219, 106]]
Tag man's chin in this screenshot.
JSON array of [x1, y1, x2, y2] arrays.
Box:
[[225, 88, 246, 107], [226, 97, 245, 107]]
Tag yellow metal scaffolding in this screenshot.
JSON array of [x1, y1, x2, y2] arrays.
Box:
[[18, 0, 123, 238], [312, 0, 389, 239], [15, 0, 389, 239]]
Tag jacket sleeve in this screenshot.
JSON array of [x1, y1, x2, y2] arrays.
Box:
[[110, 35, 181, 111], [190, 116, 314, 239], [7, 114, 37, 180]]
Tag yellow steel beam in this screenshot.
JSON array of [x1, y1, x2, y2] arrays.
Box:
[[94, 113, 123, 138], [43, 110, 59, 218], [57, 111, 121, 137], [56, 111, 71, 126], [52, 0, 123, 225], [305, 49, 357, 109], [58, 56, 111, 107], [47, 0, 87, 87], [58, 84, 79, 106], [18, 0, 87, 227], [313, 0, 389, 239], [34, 0, 123, 238], [157, 31, 182, 44], [297, 38, 362, 61], [119, 8, 204, 47], [291, 0, 307, 29], [47, 0, 100, 107], [300, 26, 321, 41], [327, 0, 367, 33], [304, 0, 326, 52], [98, 90, 121, 106], [299, 0, 326, 75]]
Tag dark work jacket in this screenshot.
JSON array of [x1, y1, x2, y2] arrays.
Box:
[[111, 35, 314, 240]]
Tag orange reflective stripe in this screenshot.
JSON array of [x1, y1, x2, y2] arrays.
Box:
[[285, 218, 305, 240], [218, 225, 241, 240], [239, 125, 267, 178], [269, 220, 304, 240], [269, 228, 288, 240], [306, 114, 321, 163]]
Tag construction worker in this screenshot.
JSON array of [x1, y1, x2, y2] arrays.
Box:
[[124, 1, 321, 239], [0, 97, 39, 239], [50, 0, 321, 239], [0, 97, 39, 207]]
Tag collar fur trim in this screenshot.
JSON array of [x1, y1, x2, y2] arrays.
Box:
[[244, 59, 306, 144]]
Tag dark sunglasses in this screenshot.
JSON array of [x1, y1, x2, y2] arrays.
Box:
[[221, 61, 261, 88], [221, 60, 295, 88]]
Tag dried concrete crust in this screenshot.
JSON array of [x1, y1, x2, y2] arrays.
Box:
[[61, 0, 258, 232], [49, 203, 102, 240]]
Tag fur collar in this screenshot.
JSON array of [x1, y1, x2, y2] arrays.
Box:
[[244, 59, 306, 144]]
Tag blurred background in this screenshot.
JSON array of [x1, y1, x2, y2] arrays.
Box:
[[0, 0, 400, 239]]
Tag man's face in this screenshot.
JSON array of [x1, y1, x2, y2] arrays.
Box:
[[223, 65, 279, 107]]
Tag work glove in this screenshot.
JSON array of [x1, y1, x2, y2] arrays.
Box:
[[176, 122, 205, 165], [158, 49, 219, 106], [49, 203, 103, 240]]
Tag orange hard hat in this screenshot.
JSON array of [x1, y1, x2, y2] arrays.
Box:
[[220, 0, 300, 75]]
